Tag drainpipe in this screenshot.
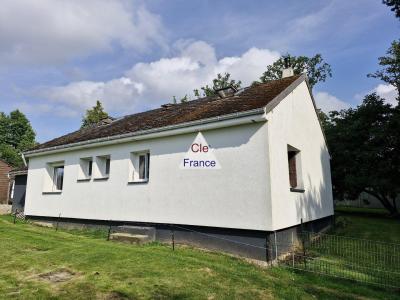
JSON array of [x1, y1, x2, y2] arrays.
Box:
[[21, 153, 27, 167]]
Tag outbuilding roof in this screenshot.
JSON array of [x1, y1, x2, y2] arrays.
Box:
[[29, 75, 303, 153]]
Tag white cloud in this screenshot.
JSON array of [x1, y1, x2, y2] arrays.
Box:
[[373, 84, 397, 106], [39, 41, 280, 116], [0, 0, 165, 64], [314, 92, 351, 113]]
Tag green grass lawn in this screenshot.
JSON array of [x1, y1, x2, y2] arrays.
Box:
[[0, 213, 399, 299], [334, 206, 400, 243]]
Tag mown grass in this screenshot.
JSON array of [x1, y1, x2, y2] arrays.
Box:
[[0, 213, 399, 299], [334, 206, 400, 243]]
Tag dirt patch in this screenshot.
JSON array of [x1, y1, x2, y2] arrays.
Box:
[[199, 267, 215, 276], [38, 268, 75, 283], [104, 291, 133, 300]]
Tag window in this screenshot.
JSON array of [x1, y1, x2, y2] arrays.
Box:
[[287, 145, 304, 192], [288, 150, 297, 188], [94, 155, 111, 179], [53, 166, 64, 191], [130, 151, 150, 182], [105, 158, 110, 175], [43, 161, 65, 193], [78, 157, 93, 180]]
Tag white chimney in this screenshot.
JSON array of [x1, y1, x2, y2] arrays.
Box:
[[282, 57, 294, 78]]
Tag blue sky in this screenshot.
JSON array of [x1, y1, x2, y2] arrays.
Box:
[[0, 0, 398, 142]]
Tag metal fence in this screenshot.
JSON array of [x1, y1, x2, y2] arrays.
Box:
[[275, 231, 400, 288]]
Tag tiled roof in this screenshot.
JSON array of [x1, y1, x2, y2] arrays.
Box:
[[31, 75, 302, 152]]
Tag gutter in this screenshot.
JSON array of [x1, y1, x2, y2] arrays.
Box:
[[24, 107, 267, 158]]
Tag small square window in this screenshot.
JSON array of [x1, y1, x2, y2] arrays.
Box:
[[94, 155, 111, 179], [78, 157, 93, 180], [105, 158, 110, 175], [129, 151, 150, 183]]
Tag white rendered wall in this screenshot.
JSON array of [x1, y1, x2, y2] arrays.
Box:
[[25, 123, 273, 231], [266, 81, 334, 230]]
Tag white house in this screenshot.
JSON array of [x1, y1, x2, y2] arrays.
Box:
[[23, 73, 333, 260]]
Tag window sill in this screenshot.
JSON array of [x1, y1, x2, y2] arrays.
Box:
[[290, 188, 305, 193], [77, 178, 91, 182], [94, 176, 109, 181], [42, 191, 62, 195], [128, 180, 149, 185]]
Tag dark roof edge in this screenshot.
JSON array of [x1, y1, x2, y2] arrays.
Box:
[[24, 107, 266, 157], [9, 169, 28, 176], [264, 74, 306, 114], [303, 77, 331, 157], [262, 73, 330, 156]]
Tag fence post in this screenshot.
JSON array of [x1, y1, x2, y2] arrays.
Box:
[[55, 213, 61, 231], [171, 227, 175, 251], [292, 231, 295, 267], [274, 231, 278, 264], [301, 218, 307, 269], [13, 209, 18, 224], [107, 220, 112, 241]]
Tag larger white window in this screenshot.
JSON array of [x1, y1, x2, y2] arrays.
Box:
[[53, 166, 64, 191], [44, 161, 65, 193], [129, 151, 150, 182]]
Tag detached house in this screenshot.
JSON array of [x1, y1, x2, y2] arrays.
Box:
[[23, 73, 333, 260]]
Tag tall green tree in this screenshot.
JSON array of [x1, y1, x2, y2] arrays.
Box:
[[0, 109, 36, 167], [81, 100, 109, 129], [368, 39, 400, 102], [324, 94, 400, 216], [260, 54, 332, 89], [383, 0, 400, 19], [194, 73, 242, 98]]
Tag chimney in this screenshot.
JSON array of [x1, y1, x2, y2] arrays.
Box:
[[282, 57, 294, 78], [214, 85, 237, 98]]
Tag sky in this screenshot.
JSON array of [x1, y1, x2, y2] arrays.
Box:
[[0, 0, 398, 143]]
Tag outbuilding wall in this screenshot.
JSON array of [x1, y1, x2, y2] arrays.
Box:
[[0, 160, 12, 204]]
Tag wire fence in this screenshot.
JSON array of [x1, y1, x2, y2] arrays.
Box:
[[274, 230, 400, 289]]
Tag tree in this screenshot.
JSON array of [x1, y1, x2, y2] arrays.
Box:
[[195, 73, 242, 98], [368, 39, 400, 102], [383, 0, 400, 19], [260, 54, 332, 89], [324, 94, 400, 216], [81, 100, 109, 129], [0, 109, 36, 167], [0, 144, 24, 167]]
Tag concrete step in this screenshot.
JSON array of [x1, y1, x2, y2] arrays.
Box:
[[33, 221, 54, 228], [109, 233, 150, 244], [115, 225, 156, 240]]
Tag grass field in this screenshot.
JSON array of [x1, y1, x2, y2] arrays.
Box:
[[0, 210, 399, 299]]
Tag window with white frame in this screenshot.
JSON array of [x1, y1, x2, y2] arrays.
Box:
[[44, 161, 65, 193], [94, 155, 111, 179], [129, 151, 150, 182], [78, 157, 93, 180], [53, 166, 64, 191]]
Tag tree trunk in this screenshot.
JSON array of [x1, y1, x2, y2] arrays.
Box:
[[364, 190, 399, 217]]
